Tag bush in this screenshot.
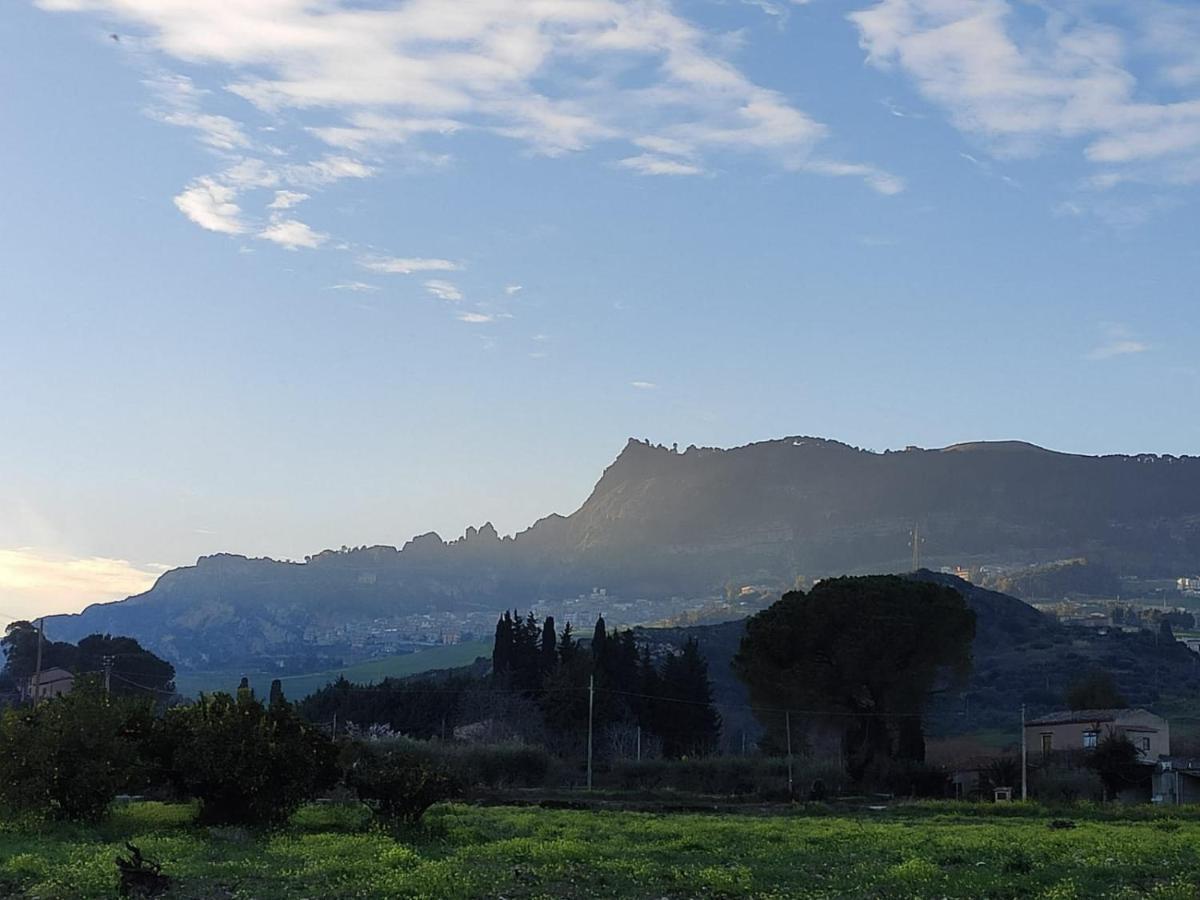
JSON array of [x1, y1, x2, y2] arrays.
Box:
[[0, 685, 145, 822], [347, 743, 459, 826], [164, 692, 338, 826]]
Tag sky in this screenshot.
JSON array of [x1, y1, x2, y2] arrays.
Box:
[[2, 0, 1199, 623]]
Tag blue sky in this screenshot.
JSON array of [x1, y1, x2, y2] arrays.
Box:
[[2, 0, 1199, 621]]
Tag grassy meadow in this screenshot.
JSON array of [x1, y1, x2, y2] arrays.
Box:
[[4, 800, 1200, 898]]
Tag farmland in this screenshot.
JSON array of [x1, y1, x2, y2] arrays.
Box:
[[3, 801, 1200, 898]]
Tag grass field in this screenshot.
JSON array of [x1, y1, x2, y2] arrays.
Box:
[[4, 800, 1200, 898], [172, 640, 491, 699]]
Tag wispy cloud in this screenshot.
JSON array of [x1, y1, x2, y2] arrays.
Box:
[[329, 281, 380, 293], [504, 285, 523, 296], [39, 0, 900, 230], [850, 1, 1200, 195], [0, 548, 168, 622], [268, 190, 309, 210], [630, 380, 658, 390], [424, 280, 463, 302], [457, 312, 494, 324], [1087, 324, 1150, 360], [618, 154, 706, 176], [360, 257, 461, 275]]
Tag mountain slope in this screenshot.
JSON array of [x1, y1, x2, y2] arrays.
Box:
[[44, 436, 1200, 666]]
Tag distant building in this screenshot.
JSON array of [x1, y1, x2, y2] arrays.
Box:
[[1025, 708, 1169, 762], [24, 667, 75, 703]]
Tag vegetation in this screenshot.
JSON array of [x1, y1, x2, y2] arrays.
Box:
[[1065, 670, 1128, 710], [305, 613, 721, 762], [735, 576, 975, 780], [1, 622, 175, 699], [163, 690, 339, 826], [7, 801, 1200, 898], [173, 640, 491, 700], [0, 684, 151, 822]]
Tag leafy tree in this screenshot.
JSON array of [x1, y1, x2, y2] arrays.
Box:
[[1065, 671, 1127, 710], [734, 576, 975, 782], [1, 621, 76, 683], [1087, 733, 1145, 800], [76, 634, 175, 699], [165, 691, 337, 826], [0, 683, 147, 821]]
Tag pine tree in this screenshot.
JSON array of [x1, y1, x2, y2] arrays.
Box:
[[269, 679, 285, 708], [658, 638, 720, 758], [559, 622, 577, 665]]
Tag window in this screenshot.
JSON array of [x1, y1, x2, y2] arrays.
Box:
[[1142, 737, 1151, 752], [1041, 733, 1053, 757], [1083, 731, 1098, 750]]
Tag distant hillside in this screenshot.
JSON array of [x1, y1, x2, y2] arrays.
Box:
[[45, 436, 1200, 667], [644, 572, 1200, 747]]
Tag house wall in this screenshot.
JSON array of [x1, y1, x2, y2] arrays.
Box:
[[1027, 712, 1169, 761]]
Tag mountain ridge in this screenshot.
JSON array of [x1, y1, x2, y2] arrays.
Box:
[[43, 435, 1200, 667]]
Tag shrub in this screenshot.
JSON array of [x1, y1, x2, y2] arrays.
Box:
[[164, 692, 338, 826], [0, 684, 144, 822], [347, 743, 459, 826]]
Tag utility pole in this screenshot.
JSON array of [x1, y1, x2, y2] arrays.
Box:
[[910, 523, 922, 571], [636, 725, 641, 763], [332, 712, 337, 739], [1020, 704, 1028, 801], [32, 617, 44, 709], [103, 655, 115, 700], [785, 711, 794, 799], [587, 674, 595, 790]]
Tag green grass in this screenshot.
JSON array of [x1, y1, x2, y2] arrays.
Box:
[[172, 641, 490, 699], [5, 800, 1200, 898]]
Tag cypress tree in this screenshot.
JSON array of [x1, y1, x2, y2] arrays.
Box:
[[540, 615, 557, 681], [269, 678, 285, 708]]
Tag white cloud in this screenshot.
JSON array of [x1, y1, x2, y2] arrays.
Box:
[[268, 190, 310, 209], [457, 312, 494, 324], [504, 284, 523, 296], [258, 216, 327, 250], [630, 380, 658, 390], [361, 256, 461, 275], [618, 154, 706, 176], [329, 281, 380, 292], [38, 0, 896, 193], [424, 279, 463, 302], [173, 177, 247, 234], [0, 547, 168, 622], [850, 1, 1200, 189]]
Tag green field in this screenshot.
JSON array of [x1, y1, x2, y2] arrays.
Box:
[[172, 640, 491, 699], [4, 800, 1200, 898]]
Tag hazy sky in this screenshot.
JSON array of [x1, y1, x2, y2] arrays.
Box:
[[3, 0, 1199, 623]]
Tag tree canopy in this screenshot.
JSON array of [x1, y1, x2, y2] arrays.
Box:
[[734, 575, 975, 781]]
